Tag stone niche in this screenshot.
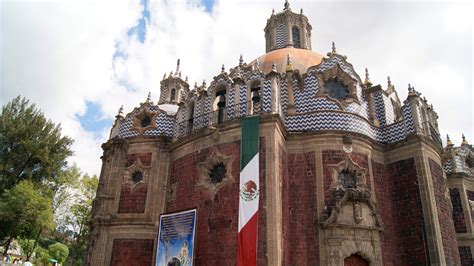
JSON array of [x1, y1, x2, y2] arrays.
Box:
[[321, 155, 383, 265]]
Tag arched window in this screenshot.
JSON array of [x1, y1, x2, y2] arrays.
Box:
[[249, 80, 262, 115], [292, 27, 301, 48], [213, 87, 226, 124], [170, 89, 176, 101], [187, 102, 194, 133]]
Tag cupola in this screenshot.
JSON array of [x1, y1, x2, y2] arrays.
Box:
[[264, 0, 312, 52], [158, 59, 190, 105]]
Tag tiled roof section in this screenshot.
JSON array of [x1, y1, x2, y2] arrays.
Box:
[[113, 53, 419, 147]]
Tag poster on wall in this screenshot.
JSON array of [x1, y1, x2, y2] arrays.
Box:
[[155, 209, 197, 266]]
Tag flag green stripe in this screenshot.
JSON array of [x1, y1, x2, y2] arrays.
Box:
[[240, 116, 259, 171]]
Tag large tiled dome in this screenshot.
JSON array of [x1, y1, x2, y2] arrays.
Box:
[[250, 47, 324, 74]]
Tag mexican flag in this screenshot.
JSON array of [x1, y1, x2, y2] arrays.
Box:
[[237, 116, 260, 266]]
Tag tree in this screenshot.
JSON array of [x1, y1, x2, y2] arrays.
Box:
[[66, 174, 98, 266], [0, 96, 73, 193], [34, 246, 51, 265], [18, 238, 36, 261], [48, 242, 69, 264], [51, 165, 81, 231], [0, 180, 55, 255]]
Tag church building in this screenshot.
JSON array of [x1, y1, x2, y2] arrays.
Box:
[[87, 1, 471, 265]]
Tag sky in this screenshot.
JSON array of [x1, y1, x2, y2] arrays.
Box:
[[1, 0, 472, 176]]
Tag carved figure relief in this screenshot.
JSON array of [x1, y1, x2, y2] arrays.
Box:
[[322, 156, 383, 229]]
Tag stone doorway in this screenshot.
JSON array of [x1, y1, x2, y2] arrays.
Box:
[[344, 254, 369, 266]]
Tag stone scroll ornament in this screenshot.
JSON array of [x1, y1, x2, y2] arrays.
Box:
[[321, 156, 383, 229]]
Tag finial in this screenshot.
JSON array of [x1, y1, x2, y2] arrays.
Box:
[[221, 64, 225, 73], [364, 68, 371, 85], [194, 81, 198, 88], [387, 76, 391, 87], [284, 0, 290, 11], [175, 59, 181, 74], [272, 9, 275, 15], [116, 105, 124, 117], [271, 61, 277, 71], [239, 54, 243, 66], [423, 96, 427, 103], [169, 71, 173, 77], [462, 134, 468, 145], [185, 76, 188, 83], [286, 54, 293, 71], [146, 92, 152, 103], [178, 71, 182, 78], [300, 8, 303, 14], [408, 83, 412, 91], [163, 73, 166, 80], [447, 134, 453, 147], [202, 79, 207, 88], [254, 59, 260, 71], [332, 41, 336, 53]]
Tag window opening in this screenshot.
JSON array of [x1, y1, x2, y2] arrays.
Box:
[[209, 162, 226, 183], [170, 89, 176, 101], [132, 171, 143, 183], [292, 27, 301, 48], [141, 116, 151, 128]]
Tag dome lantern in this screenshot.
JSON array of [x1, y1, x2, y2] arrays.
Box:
[[264, 1, 312, 52]]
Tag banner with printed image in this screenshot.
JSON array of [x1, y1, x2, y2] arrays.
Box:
[[155, 209, 197, 266]]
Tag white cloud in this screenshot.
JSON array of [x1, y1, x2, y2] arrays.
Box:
[[1, 0, 472, 175]]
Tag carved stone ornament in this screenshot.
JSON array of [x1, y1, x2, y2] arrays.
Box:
[[315, 64, 359, 109], [130, 108, 158, 135], [123, 156, 151, 188], [321, 156, 383, 229], [197, 148, 235, 197]]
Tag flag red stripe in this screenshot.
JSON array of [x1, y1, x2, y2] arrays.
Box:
[[237, 212, 258, 266]]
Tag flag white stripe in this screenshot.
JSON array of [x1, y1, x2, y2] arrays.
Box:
[[238, 153, 259, 232]]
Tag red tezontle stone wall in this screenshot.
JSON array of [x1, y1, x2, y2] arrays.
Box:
[[117, 153, 152, 214], [372, 161, 400, 266], [110, 239, 154, 266], [450, 188, 468, 233], [387, 158, 428, 265], [166, 139, 267, 265], [118, 184, 148, 213], [429, 159, 461, 265], [282, 151, 318, 265]]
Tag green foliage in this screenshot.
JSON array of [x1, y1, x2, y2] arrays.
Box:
[[18, 238, 36, 259], [0, 180, 54, 246], [65, 174, 98, 265], [0, 96, 73, 193], [34, 246, 51, 265], [48, 242, 69, 263]]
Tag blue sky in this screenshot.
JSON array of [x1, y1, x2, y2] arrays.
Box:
[[78, 0, 215, 137], [76, 101, 113, 136]]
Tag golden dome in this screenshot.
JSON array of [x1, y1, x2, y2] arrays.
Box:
[[251, 47, 325, 74]]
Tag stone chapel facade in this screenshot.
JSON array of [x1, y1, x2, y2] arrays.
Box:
[[87, 2, 470, 265]]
